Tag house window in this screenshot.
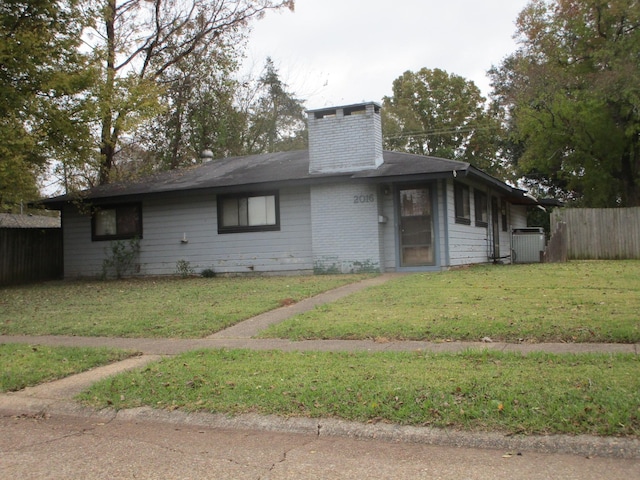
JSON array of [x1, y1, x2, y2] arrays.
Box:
[[501, 201, 508, 232], [474, 190, 488, 227], [218, 191, 280, 233], [454, 182, 471, 225], [92, 203, 142, 241]]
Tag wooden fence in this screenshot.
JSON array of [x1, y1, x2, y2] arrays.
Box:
[[543, 221, 568, 263], [548, 207, 640, 260], [0, 228, 63, 286]]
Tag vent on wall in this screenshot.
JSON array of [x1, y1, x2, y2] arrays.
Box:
[[314, 110, 336, 119], [312, 104, 380, 119]]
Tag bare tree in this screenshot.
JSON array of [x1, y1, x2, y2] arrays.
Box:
[[94, 0, 294, 184]]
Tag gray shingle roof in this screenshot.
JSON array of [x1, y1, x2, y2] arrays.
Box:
[[43, 149, 537, 205], [0, 213, 61, 228]]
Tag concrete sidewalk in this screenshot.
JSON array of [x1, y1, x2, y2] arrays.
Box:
[[2, 272, 640, 470], [1, 334, 637, 356]]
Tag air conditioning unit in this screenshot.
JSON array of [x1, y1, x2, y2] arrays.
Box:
[[512, 228, 545, 263]]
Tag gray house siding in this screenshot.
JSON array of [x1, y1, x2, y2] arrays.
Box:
[[448, 220, 490, 265], [61, 180, 532, 278], [506, 205, 528, 259], [61, 186, 313, 278], [376, 179, 529, 272], [206, 186, 312, 275], [140, 191, 214, 275], [436, 180, 448, 267], [62, 209, 103, 278], [445, 179, 490, 266], [442, 179, 525, 266], [510, 205, 527, 231]]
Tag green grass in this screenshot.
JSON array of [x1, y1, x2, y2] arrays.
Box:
[[0, 275, 369, 338], [0, 343, 134, 392], [259, 261, 640, 343], [78, 348, 640, 437]]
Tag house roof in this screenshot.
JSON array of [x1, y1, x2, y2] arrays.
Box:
[[42, 149, 537, 206], [0, 213, 61, 228]]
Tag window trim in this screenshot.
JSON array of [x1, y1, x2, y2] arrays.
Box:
[[91, 203, 143, 241], [474, 190, 488, 227], [217, 191, 280, 234], [454, 182, 471, 225]]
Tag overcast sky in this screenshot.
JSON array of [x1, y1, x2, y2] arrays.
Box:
[[243, 0, 532, 109]]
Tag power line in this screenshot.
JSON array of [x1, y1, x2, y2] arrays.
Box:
[[383, 124, 499, 141]]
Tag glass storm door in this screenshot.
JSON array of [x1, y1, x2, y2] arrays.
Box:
[[398, 187, 434, 266]]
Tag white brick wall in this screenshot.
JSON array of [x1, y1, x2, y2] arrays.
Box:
[[308, 103, 383, 174], [310, 182, 382, 273], [307, 103, 385, 272]]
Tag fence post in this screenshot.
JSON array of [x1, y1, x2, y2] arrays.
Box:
[[543, 222, 568, 263]]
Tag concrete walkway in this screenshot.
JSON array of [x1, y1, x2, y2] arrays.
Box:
[[2, 272, 640, 469], [1, 333, 637, 356]]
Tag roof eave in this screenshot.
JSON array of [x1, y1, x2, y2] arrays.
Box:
[[464, 166, 539, 205], [40, 173, 357, 206]]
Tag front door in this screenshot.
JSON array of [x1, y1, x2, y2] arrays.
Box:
[[398, 186, 434, 266]]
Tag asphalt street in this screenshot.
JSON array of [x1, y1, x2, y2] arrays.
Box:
[[3, 413, 640, 480]]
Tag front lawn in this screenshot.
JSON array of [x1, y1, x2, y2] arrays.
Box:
[[259, 261, 640, 343], [79, 348, 640, 437], [0, 343, 134, 392], [0, 275, 369, 338]]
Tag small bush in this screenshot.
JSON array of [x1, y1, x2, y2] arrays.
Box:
[[201, 268, 216, 278], [176, 260, 194, 278], [102, 237, 140, 279]]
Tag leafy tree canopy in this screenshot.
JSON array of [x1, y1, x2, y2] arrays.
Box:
[[3, 0, 301, 198], [92, 0, 295, 186], [123, 56, 306, 178], [382, 68, 506, 178], [241, 57, 307, 154], [0, 0, 94, 209], [490, 0, 640, 207], [121, 32, 245, 176]]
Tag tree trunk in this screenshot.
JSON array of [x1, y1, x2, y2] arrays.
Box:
[[168, 78, 189, 169], [99, 0, 117, 185]]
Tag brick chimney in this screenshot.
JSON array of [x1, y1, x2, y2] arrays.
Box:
[[307, 102, 384, 174]]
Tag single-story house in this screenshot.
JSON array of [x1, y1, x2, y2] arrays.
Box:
[[43, 102, 538, 278]]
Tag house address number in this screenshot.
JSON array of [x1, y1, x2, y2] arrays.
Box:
[[354, 194, 375, 204]]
